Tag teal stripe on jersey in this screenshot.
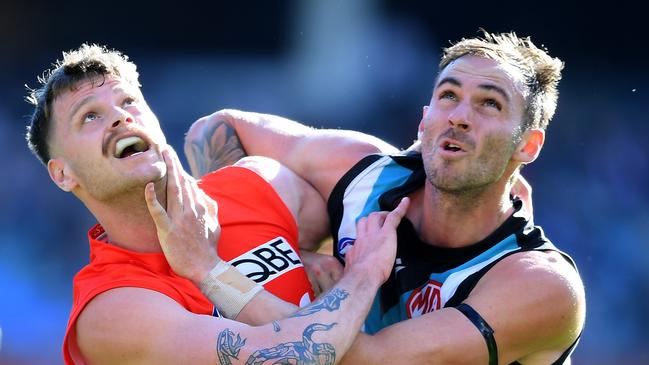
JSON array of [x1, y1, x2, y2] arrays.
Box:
[[429, 234, 519, 284], [356, 159, 412, 222]]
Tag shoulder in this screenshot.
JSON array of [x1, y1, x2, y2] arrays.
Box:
[[467, 250, 585, 361], [232, 156, 302, 216], [232, 155, 283, 182], [476, 250, 584, 317], [232, 156, 297, 200]]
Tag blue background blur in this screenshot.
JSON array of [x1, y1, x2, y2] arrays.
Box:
[[1, 1, 647, 364]]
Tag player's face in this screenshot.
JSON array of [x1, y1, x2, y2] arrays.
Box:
[[419, 55, 527, 193], [48, 76, 167, 200]]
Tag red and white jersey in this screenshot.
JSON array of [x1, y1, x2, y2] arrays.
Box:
[[64, 166, 313, 365]]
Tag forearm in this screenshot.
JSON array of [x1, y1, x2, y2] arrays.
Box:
[[234, 290, 298, 325], [91, 285, 376, 365], [208, 265, 382, 364], [277, 270, 382, 362]]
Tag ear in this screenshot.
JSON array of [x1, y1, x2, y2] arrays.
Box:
[[514, 128, 545, 164], [47, 158, 78, 192], [417, 106, 428, 140]]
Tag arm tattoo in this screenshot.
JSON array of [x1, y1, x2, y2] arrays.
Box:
[[272, 321, 281, 332], [245, 323, 337, 365], [188, 119, 247, 177], [291, 289, 349, 318], [216, 328, 246, 365]]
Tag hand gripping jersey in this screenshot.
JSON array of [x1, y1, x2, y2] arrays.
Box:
[[64, 166, 314, 365], [327, 153, 580, 365]]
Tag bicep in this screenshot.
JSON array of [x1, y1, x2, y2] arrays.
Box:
[[77, 288, 331, 365], [76, 288, 244, 364]]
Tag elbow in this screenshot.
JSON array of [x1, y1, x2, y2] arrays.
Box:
[[185, 116, 208, 143], [185, 110, 237, 146]]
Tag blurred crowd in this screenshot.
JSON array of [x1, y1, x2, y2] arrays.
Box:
[[0, 1, 647, 363]]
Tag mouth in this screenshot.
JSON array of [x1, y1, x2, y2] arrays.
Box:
[[440, 139, 466, 153], [114, 135, 151, 159]]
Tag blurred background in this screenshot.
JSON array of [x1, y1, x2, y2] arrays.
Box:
[[1, 0, 647, 363]]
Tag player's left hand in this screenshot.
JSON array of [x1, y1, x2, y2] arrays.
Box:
[[344, 197, 410, 286], [144, 146, 221, 284]]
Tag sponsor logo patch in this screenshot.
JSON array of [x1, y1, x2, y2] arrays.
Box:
[[405, 280, 443, 318], [229, 237, 303, 285], [338, 237, 356, 255]]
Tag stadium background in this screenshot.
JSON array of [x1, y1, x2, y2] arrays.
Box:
[[1, 1, 647, 363]]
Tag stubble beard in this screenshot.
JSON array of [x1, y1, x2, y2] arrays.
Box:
[[73, 159, 166, 204], [424, 133, 518, 199]]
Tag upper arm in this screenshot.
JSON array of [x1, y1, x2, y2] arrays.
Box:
[[185, 109, 399, 199], [76, 287, 245, 365], [77, 288, 309, 365], [340, 251, 586, 365]]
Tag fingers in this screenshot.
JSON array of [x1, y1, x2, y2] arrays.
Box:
[[165, 147, 202, 218], [383, 197, 410, 229], [144, 182, 170, 231], [163, 148, 183, 212], [356, 198, 410, 231]]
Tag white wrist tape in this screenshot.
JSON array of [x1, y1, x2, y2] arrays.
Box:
[[199, 260, 263, 319]]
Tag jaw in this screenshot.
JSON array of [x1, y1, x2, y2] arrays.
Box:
[[71, 149, 166, 206]]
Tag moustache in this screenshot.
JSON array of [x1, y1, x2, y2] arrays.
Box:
[[101, 126, 145, 157], [438, 128, 476, 150]]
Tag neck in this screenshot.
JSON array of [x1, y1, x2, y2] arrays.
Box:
[[83, 184, 167, 253], [408, 179, 514, 248]]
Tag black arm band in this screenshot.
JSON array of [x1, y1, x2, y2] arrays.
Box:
[[455, 303, 498, 365]]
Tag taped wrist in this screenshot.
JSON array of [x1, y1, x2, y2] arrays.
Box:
[[199, 260, 263, 319]]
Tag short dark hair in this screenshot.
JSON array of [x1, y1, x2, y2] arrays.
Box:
[[26, 44, 140, 165], [439, 30, 564, 131]]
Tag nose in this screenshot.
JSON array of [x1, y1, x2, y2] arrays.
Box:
[[110, 109, 134, 129], [448, 102, 472, 131]]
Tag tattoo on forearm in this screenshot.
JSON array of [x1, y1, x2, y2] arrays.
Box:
[[272, 321, 281, 332], [188, 120, 247, 177], [246, 323, 337, 365], [291, 289, 349, 317], [217, 328, 246, 365], [216, 323, 337, 365]]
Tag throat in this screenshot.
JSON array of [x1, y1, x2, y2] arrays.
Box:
[[417, 186, 513, 248], [85, 189, 165, 253]]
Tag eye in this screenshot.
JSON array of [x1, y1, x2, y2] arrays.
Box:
[[483, 98, 502, 111], [122, 96, 138, 107], [82, 112, 100, 124], [439, 90, 457, 101]]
